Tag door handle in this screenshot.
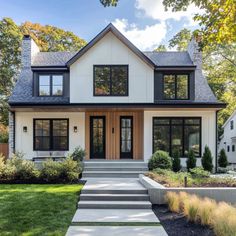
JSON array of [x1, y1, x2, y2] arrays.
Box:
[[112, 127, 114, 133]]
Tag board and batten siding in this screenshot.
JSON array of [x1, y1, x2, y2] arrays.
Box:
[[143, 110, 216, 166], [14, 112, 85, 159], [70, 32, 154, 103]]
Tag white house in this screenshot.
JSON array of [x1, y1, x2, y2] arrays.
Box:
[[8, 24, 225, 171], [219, 110, 236, 166]]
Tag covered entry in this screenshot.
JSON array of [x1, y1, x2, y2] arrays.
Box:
[[85, 111, 143, 160]]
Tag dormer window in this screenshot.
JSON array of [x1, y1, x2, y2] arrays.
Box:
[[39, 74, 63, 96], [163, 74, 189, 100]]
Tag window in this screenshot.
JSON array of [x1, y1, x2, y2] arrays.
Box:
[[39, 74, 63, 96], [230, 120, 234, 130], [34, 119, 68, 150], [163, 74, 189, 100], [232, 145, 235, 152], [227, 145, 230, 152], [153, 117, 201, 157], [94, 65, 128, 96]]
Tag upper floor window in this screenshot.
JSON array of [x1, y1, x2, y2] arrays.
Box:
[[230, 120, 234, 130], [39, 74, 63, 96], [163, 74, 189, 100], [94, 65, 128, 96]]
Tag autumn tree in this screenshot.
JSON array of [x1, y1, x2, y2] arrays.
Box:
[[169, 28, 191, 51], [154, 44, 167, 52], [0, 17, 86, 126]]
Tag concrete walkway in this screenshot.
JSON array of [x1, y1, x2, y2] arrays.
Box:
[[66, 178, 168, 236]]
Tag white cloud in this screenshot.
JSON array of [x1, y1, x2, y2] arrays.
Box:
[[112, 18, 167, 51], [135, 0, 203, 26]]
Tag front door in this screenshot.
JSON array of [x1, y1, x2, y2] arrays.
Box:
[[120, 116, 133, 159], [90, 116, 106, 159]]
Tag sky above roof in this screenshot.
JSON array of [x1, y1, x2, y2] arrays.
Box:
[[0, 0, 202, 51]]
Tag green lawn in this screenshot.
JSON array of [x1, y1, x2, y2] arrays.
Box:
[[0, 184, 83, 236]]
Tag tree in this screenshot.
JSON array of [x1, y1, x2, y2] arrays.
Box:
[[154, 44, 167, 52], [100, 0, 118, 7], [169, 28, 191, 51], [218, 149, 228, 168], [201, 145, 213, 172], [0, 18, 22, 126], [186, 149, 196, 171], [0, 17, 87, 126], [172, 149, 181, 172], [20, 22, 86, 52], [163, 0, 236, 48]]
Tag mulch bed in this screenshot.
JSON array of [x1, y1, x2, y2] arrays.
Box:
[[153, 205, 215, 236]]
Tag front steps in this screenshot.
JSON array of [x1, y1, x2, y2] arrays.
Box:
[[82, 161, 148, 178]]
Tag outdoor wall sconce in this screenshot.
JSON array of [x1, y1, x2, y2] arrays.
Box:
[[73, 126, 78, 133], [23, 126, 27, 132]]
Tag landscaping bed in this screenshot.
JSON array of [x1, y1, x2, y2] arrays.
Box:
[[153, 205, 214, 236], [146, 169, 236, 188], [0, 184, 83, 236]]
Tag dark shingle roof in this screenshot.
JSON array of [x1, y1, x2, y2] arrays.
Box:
[[32, 52, 77, 67], [143, 51, 194, 66]]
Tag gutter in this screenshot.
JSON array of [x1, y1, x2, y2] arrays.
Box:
[[215, 110, 219, 173]]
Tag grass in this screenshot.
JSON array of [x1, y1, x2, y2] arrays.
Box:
[[0, 184, 83, 236], [166, 191, 236, 236], [147, 168, 236, 187]]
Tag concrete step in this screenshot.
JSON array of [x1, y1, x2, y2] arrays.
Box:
[[80, 193, 150, 201], [84, 167, 148, 171], [82, 171, 145, 178], [81, 189, 148, 195], [78, 200, 152, 209], [83, 161, 147, 168]]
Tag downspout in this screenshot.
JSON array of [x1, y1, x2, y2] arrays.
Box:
[[215, 110, 219, 173], [13, 111, 15, 153]]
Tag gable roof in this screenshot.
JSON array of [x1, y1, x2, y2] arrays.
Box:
[[66, 23, 156, 68], [143, 51, 194, 67], [223, 110, 236, 128]]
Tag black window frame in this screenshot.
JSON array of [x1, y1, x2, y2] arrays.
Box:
[[152, 117, 202, 157], [230, 120, 234, 130], [163, 73, 190, 100], [38, 73, 64, 97], [227, 145, 230, 152], [93, 65, 129, 96], [232, 144, 235, 152], [33, 118, 69, 151]]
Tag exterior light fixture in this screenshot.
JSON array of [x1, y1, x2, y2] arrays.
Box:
[[74, 126, 78, 133], [23, 126, 27, 132]]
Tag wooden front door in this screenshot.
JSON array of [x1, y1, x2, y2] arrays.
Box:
[[90, 116, 106, 159], [120, 116, 133, 159]]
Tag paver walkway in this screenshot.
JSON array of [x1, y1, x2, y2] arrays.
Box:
[[66, 178, 168, 236]]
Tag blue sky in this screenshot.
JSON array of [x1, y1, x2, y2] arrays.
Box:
[[0, 0, 201, 50]]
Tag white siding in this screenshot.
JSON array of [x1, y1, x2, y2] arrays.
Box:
[[143, 110, 216, 167], [219, 112, 236, 164], [70, 32, 154, 103], [15, 112, 85, 159]]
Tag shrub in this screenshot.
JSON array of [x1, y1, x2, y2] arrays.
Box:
[[186, 149, 196, 171], [7, 152, 39, 180], [71, 146, 86, 162], [184, 195, 200, 222], [190, 167, 210, 178], [0, 154, 15, 180], [172, 150, 181, 172], [201, 146, 213, 172], [148, 151, 172, 170], [0, 125, 8, 143], [40, 159, 61, 182], [60, 157, 82, 182], [218, 149, 228, 168]]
